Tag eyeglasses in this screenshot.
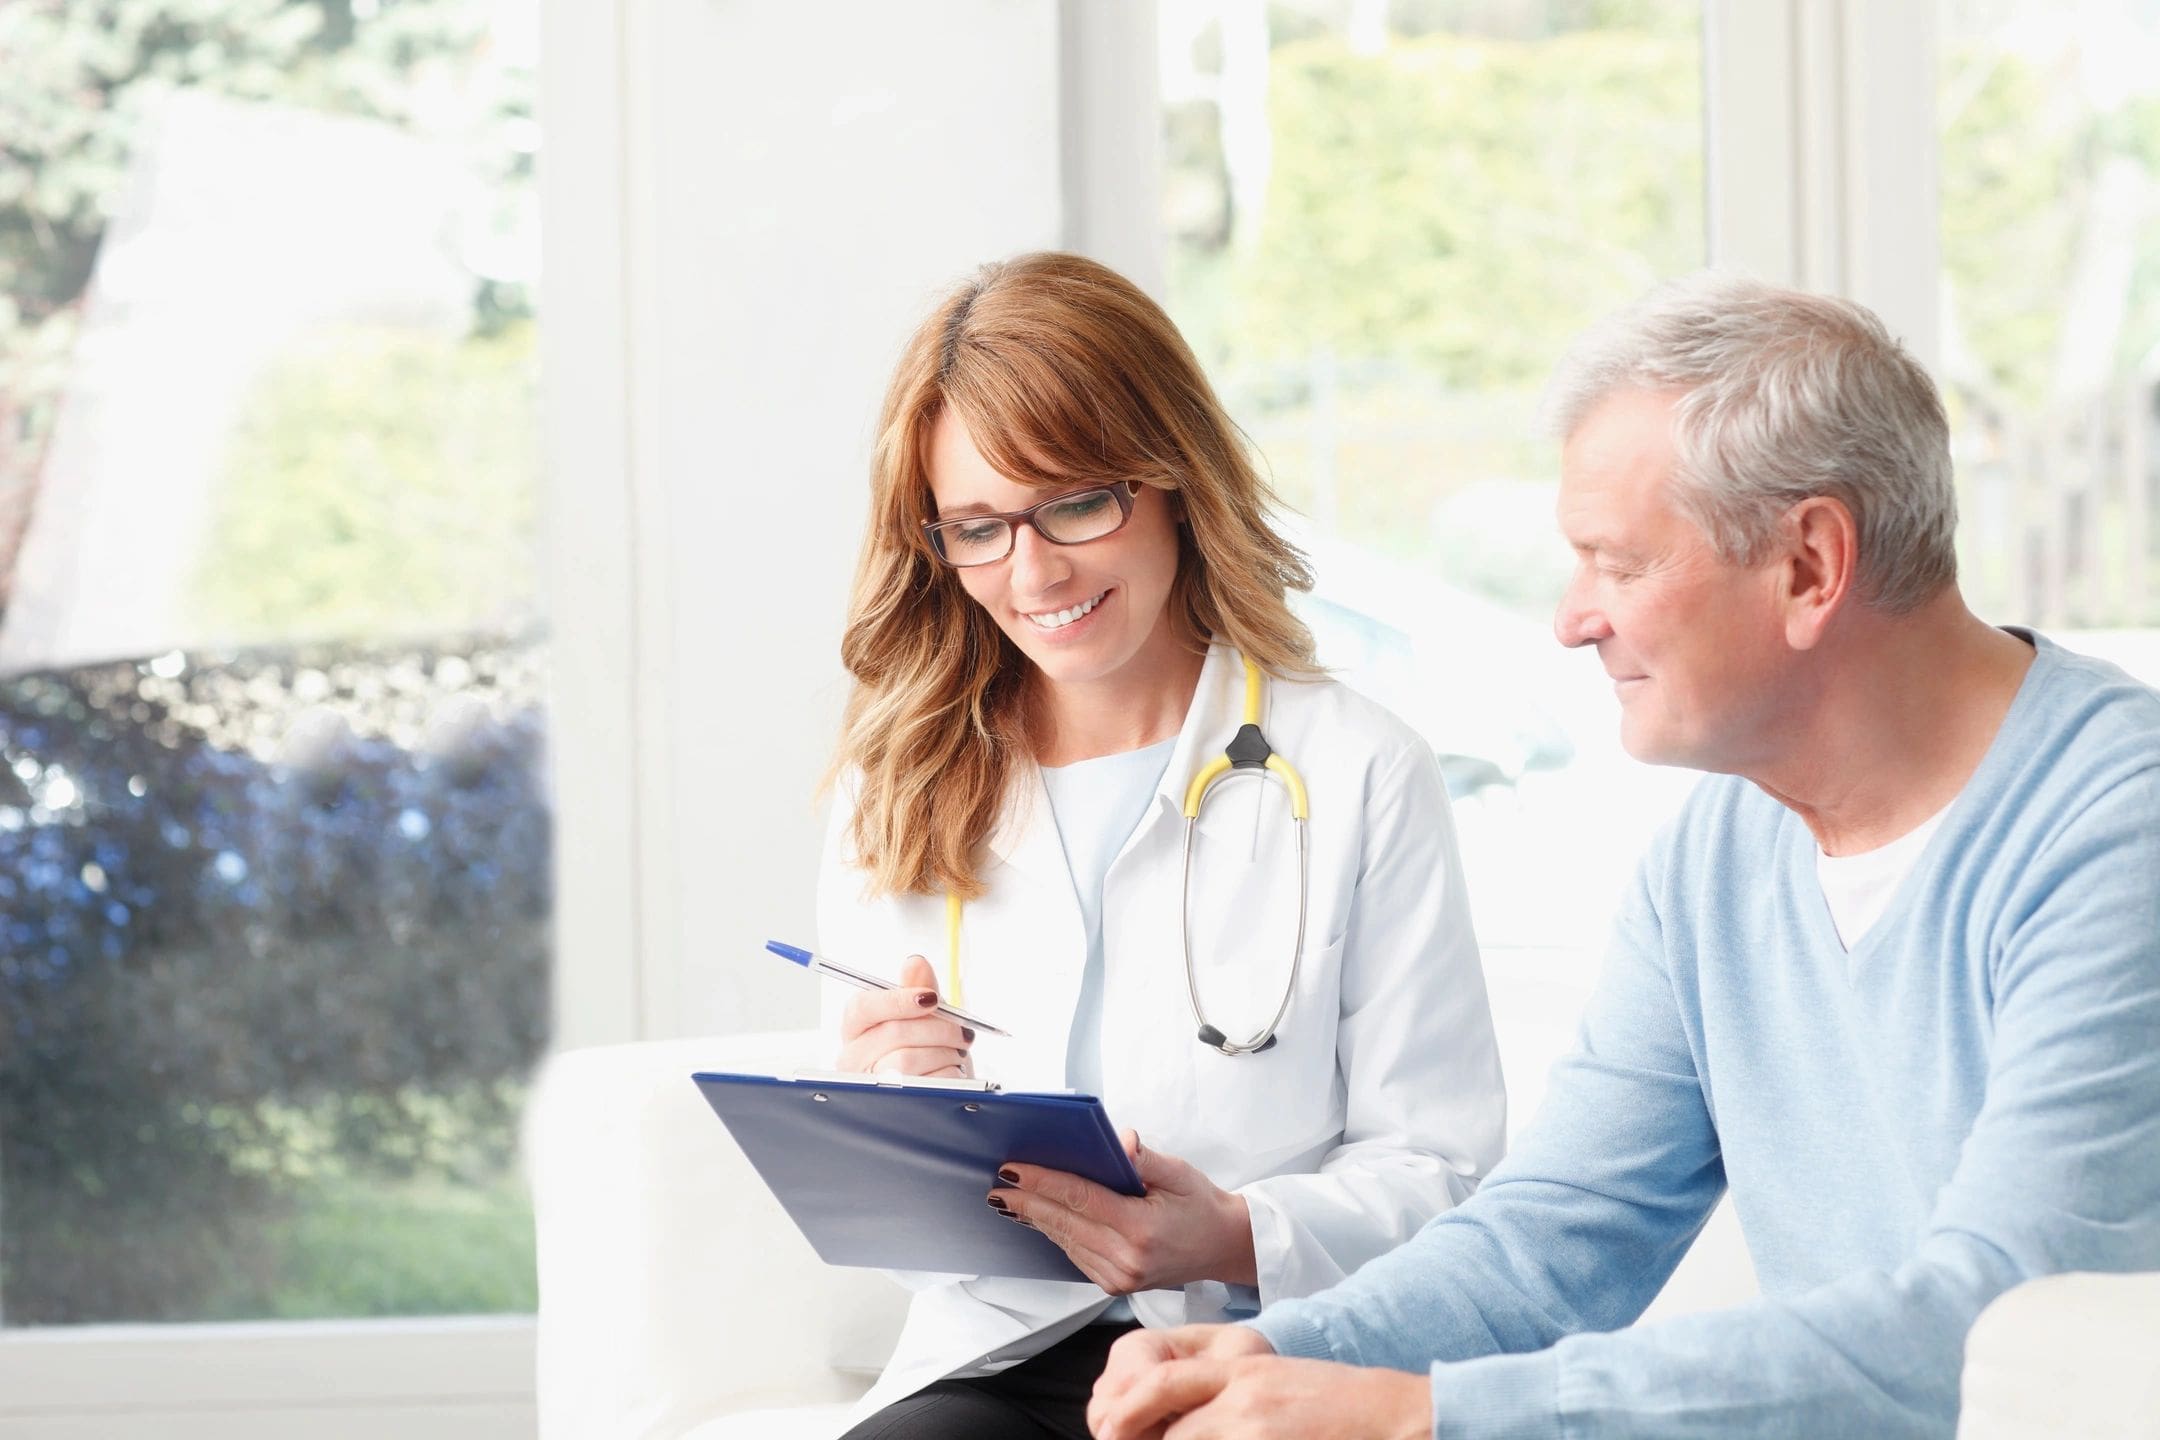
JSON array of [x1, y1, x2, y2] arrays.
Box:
[[921, 481, 1142, 568]]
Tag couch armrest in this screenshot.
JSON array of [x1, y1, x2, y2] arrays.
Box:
[[1958, 1271, 2160, 1439], [526, 1032, 907, 1438]]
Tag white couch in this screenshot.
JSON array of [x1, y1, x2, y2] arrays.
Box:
[[526, 1030, 896, 1440], [527, 1026, 2160, 1439]]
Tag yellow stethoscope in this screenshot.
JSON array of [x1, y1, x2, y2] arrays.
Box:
[[944, 654, 1312, 1057]]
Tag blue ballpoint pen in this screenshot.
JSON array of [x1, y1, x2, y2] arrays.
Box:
[[766, 940, 1012, 1038]]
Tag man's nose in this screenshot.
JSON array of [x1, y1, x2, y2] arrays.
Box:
[[1553, 574, 1611, 649]]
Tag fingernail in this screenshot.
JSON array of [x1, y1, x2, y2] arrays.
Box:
[[997, 1167, 1019, 1185], [961, 1027, 976, 1042], [916, 992, 939, 1008], [986, 1195, 1008, 1213]]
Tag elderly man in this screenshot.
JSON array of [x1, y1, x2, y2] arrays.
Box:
[[1086, 276, 2160, 1440]]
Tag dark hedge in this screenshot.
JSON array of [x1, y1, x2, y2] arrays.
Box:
[[0, 634, 550, 1323]]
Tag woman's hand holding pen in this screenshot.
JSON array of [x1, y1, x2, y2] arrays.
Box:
[[835, 954, 976, 1078], [988, 1131, 1258, 1295]]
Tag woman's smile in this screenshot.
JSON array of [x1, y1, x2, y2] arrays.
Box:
[[1022, 588, 1111, 635]]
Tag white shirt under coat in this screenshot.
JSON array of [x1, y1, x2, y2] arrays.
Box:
[[818, 642, 1508, 1421]]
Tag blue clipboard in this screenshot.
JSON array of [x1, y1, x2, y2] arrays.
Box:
[[691, 1069, 1144, 1282]]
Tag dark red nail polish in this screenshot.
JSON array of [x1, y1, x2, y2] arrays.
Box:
[[916, 991, 939, 1008], [986, 1195, 1008, 1213], [997, 1167, 1020, 1185]]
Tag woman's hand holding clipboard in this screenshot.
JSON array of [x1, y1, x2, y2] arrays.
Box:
[[691, 1067, 1143, 1282]]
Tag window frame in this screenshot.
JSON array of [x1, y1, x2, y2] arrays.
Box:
[[1704, 0, 1940, 361]]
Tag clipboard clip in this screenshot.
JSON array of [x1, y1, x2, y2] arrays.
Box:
[[787, 1069, 1005, 1094]]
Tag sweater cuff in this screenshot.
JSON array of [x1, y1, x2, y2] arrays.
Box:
[[1243, 1304, 1346, 1363], [1428, 1348, 1563, 1440]]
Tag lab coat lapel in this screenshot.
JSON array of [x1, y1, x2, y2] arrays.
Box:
[[984, 758, 1065, 879], [1117, 642, 1244, 864], [976, 646, 1242, 1089], [1097, 644, 1248, 1115], [982, 645, 1238, 880], [977, 761, 1087, 1086]]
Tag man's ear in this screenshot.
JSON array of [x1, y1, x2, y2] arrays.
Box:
[[1781, 496, 1857, 650]]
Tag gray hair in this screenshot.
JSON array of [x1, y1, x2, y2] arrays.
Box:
[[1543, 273, 1957, 614]]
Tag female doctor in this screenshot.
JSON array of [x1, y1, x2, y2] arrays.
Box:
[[819, 252, 1505, 1440]]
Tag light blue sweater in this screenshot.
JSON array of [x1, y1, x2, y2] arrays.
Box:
[[1250, 631, 2160, 1438]]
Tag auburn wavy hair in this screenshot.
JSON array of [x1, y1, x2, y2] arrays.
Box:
[[830, 252, 1316, 899]]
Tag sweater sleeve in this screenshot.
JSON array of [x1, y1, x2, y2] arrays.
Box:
[[1254, 770, 2160, 1439], [1247, 836, 1724, 1378]]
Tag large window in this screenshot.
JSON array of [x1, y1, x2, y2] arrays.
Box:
[[1159, 0, 1707, 980], [0, 0, 544, 1328]]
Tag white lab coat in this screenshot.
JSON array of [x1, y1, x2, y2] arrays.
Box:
[[818, 642, 1506, 1422]]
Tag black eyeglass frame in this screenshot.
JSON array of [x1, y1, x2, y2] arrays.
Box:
[[920, 480, 1144, 567]]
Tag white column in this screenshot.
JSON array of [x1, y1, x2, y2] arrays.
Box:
[[588, 1, 1072, 1039], [541, 0, 641, 1050], [1703, 0, 1939, 365], [1061, 0, 1167, 298]]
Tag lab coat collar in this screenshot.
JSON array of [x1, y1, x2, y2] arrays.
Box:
[[983, 758, 1064, 878], [981, 642, 1247, 873], [1148, 640, 1246, 826]]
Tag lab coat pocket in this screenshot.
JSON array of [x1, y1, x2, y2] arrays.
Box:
[[1183, 932, 1349, 1176]]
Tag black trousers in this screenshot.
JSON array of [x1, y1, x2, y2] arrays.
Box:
[[838, 1322, 1139, 1440]]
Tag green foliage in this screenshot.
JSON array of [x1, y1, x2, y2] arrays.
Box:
[[233, 1171, 536, 1320], [2107, 95, 2160, 379], [1942, 41, 2160, 412], [1941, 48, 2080, 412], [0, 0, 530, 602], [0, 636, 550, 1323], [1384, 0, 1697, 42], [191, 1103, 537, 1321], [1228, 30, 1702, 387], [191, 322, 539, 641], [0, 2, 544, 1323], [0, 0, 317, 321], [1164, 21, 1699, 613], [1935, 30, 2160, 625], [0, 0, 493, 319], [1170, 16, 2160, 628], [10, 1100, 539, 1324]]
